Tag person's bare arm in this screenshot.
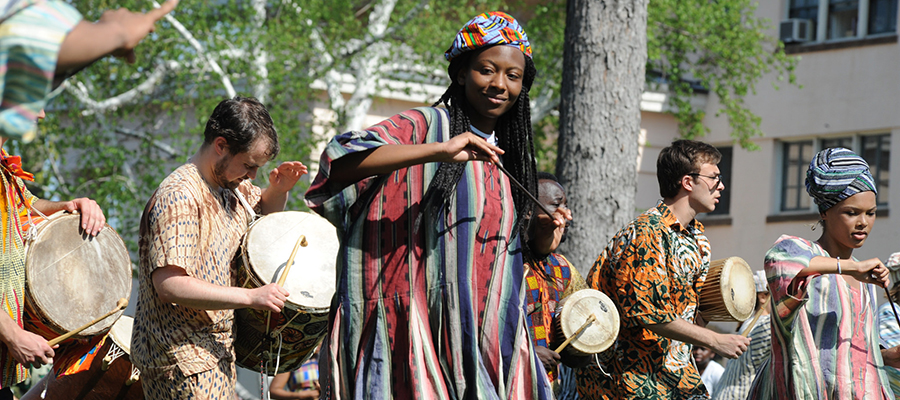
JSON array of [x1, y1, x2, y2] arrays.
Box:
[[32, 198, 105, 236], [152, 265, 287, 311], [645, 318, 750, 359], [329, 132, 503, 183], [0, 313, 55, 368], [56, 0, 178, 71]]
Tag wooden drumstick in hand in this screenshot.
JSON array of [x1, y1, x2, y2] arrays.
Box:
[[276, 235, 307, 287], [554, 313, 597, 353], [48, 298, 128, 346]]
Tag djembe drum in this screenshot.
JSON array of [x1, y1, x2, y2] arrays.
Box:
[[22, 316, 142, 400], [22, 212, 131, 340], [698, 257, 755, 322], [234, 211, 338, 375], [551, 289, 620, 356]]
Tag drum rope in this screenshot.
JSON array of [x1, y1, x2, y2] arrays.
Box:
[[592, 354, 612, 378], [104, 342, 126, 367], [269, 309, 303, 338]]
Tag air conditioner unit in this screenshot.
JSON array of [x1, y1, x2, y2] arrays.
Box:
[[780, 19, 813, 43]]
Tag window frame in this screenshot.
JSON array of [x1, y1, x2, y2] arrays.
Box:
[[784, 0, 898, 43]]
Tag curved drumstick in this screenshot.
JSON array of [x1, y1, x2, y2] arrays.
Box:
[[48, 298, 128, 346], [493, 162, 555, 219], [740, 297, 770, 337], [554, 313, 597, 354]]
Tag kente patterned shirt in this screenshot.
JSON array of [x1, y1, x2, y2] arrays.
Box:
[[131, 163, 261, 380], [877, 302, 900, 399], [747, 235, 893, 400], [0, 149, 34, 388], [710, 314, 771, 400], [524, 252, 586, 380], [577, 200, 711, 400], [305, 107, 552, 400]]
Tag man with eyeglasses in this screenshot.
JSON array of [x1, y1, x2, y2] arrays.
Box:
[[576, 140, 750, 400]]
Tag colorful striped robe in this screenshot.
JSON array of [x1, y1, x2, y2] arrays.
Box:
[[748, 235, 893, 399], [305, 107, 552, 400]]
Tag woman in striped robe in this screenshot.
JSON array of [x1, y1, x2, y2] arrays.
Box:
[[748, 147, 900, 399], [305, 12, 554, 400]]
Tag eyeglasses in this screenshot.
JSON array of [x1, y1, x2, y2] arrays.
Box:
[[687, 173, 724, 187]]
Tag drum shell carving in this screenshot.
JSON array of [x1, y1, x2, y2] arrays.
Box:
[[233, 211, 337, 375]]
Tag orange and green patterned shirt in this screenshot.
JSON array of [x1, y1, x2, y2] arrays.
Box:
[[577, 201, 711, 400]]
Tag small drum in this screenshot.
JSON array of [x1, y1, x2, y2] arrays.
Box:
[[22, 316, 143, 400], [551, 289, 620, 355], [23, 212, 131, 340], [233, 211, 338, 375], [698, 257, 755, 322]]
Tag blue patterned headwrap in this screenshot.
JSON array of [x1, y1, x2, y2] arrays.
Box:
[[805, 147, 877, 212], [444, 11, 532, 62]]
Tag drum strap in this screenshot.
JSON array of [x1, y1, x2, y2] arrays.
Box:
[[232, 189, 257, 221]]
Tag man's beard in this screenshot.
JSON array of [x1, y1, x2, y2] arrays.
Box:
[[213, 155, 242, 190]]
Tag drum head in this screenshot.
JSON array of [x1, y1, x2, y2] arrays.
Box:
[[559, 289, 620, 354], [719, 257, 755, 322], [108, 315, 133, 354], [25, 213, 131, 337], [244, 211, 337, 311]]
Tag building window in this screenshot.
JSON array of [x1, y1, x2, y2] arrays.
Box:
[[708, 146, 732, 216], [861, 133, 890, 205], [786, 0, 897, 41], [780, 134, 890, 212], [870, 0, 899, 34], [781, 141, 814, 212]]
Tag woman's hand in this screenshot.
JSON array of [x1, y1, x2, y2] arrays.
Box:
[[847, 258, 890, 288], [440, 132, 504, 165]]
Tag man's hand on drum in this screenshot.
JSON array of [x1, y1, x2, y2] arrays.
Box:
[[9, 329, 55, 369], [534, 345, 560, 372], [249, 283, 290, 312], [268, 161, 308, 194], [711, 332, 750, 359], [65, 198, 106, 236]]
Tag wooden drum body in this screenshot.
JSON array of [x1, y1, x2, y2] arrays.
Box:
[[22, 316, 143, 400], [234, 211, 338, 375], [698, 257, 755, 322], [23, 213, 131, 340], [551, 289, 620, 356]]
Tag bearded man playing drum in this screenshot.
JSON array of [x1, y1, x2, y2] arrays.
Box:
[[523, 172, 587, 395], [576, 140, 750, 399], [0, 118, 105, 400], [131, 96, 307, 399]]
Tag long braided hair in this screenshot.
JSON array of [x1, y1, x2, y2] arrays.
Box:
[[420, 46, 539, 243]]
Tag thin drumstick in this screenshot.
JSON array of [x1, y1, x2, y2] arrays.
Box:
[[554, 314, 596, 354], [492, 162, 555, 219], [265, 234, 308, 340], [48, 298, 128, 346], [740, 297, 770, 337], [277, 235, 307, 287], [884, 285, 900, 331]]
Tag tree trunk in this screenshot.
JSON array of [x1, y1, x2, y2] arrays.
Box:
[[556, 0, 647, 276]]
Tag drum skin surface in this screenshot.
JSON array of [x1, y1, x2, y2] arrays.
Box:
[[22, 316, 143, 400], [234, 211, 338, 375], [553, 289, 620, 355], [24, 213, 131, 339]]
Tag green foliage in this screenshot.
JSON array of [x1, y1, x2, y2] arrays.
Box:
[[26, 0, 509, 258]]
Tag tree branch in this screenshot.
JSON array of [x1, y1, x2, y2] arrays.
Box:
[[113, 127, 182, 158]]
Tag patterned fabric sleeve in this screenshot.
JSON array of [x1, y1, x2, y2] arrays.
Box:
[[145, 188, 200, 274], [765, 235, 819, 327], [305, 108, 435, 232], [609, 220, 678, 327]]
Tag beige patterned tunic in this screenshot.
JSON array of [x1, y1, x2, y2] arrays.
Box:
[[131, 163, 260, 396]]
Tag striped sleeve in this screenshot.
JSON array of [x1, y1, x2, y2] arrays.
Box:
[[765, 235, 818, 324]]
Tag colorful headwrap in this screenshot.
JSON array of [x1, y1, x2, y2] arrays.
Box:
[[0, 0, 83, 142], [805, 147, 877, 212], [444, 11, 531, 62]]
